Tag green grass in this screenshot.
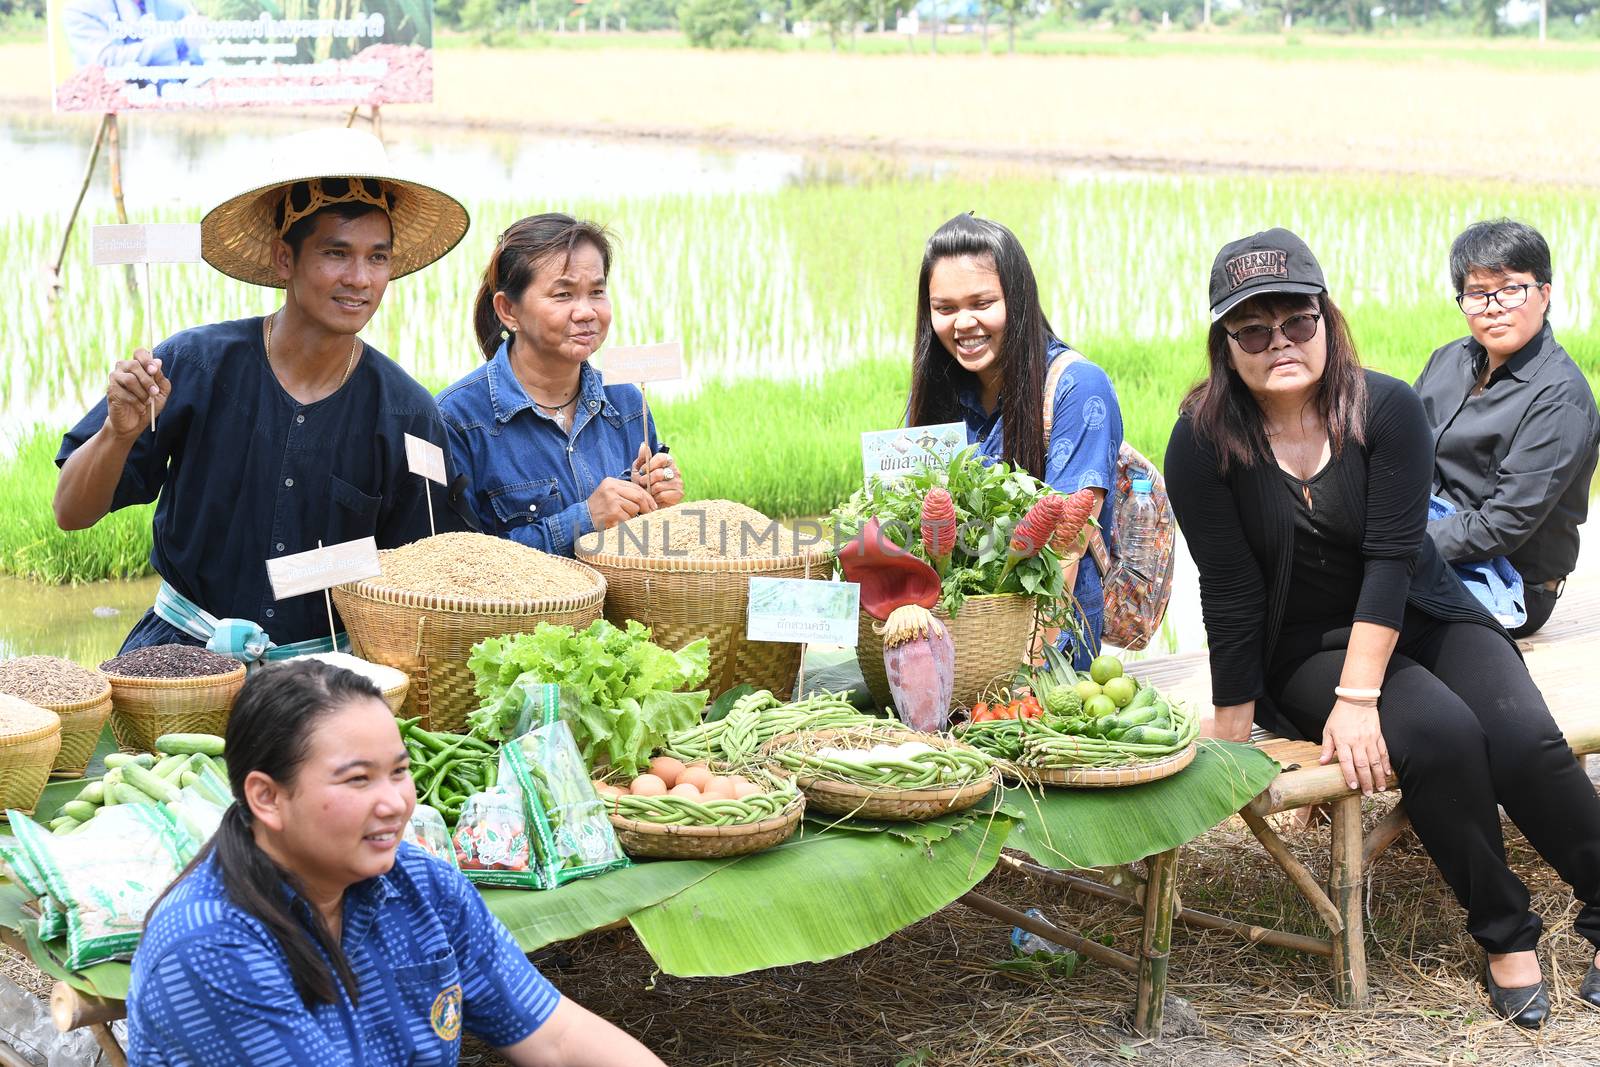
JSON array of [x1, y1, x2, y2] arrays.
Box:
[[6, 167, 1600, 581]]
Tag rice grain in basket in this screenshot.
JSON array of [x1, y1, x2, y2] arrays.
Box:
[[0, 657, 104, 705], [579, 501, 822, 560], [373, 533, 598, 600]]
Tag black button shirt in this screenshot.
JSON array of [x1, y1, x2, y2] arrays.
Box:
[[1414, 323, 1600, 585], [57, 316, 461, 646]]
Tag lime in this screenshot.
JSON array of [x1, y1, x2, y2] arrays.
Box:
[[1089, 655, 1124, 685], [1073, 680, 1103, 702], [1085, 694, 1118, 719], [1103, 676, 1138, 708]]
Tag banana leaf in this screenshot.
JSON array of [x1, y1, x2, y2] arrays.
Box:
[[1003, 739, 1278, 870], [629, 813, 1013, 977]]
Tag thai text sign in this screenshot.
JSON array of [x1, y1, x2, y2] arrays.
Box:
[[746, 578, 860, 646], [266, 537, 380, 601], [601, 342, 683, 386], [861, 423, 965, 487], [49, 0, 434, 113], [89, 223, 202, 265]]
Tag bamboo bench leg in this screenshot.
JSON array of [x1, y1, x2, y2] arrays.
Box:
[[1133, 848, 1179, 1038], [1329, 795, 1368, 1007]]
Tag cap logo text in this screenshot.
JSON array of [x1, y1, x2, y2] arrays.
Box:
[[1225, 250, 1289, 290]]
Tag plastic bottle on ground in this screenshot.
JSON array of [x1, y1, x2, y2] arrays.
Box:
[[1010, 907, 1067, 954]]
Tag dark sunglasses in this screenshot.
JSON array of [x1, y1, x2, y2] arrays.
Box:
[[1226, 312, 1321, 355]]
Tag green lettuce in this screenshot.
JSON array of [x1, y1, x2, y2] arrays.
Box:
[[467, 619, 710, 776]]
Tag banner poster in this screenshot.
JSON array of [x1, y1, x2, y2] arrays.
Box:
[[48, 0, 433, 113]]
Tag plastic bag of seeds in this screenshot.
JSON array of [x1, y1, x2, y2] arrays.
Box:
[[403, 804, 458, 867], [502, 722, 628, 890], [7, 805, 190, 968]]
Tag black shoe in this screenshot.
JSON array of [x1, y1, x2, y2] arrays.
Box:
[[1581, 959, 1600, 1009], [1484, 960, 1549, 1029]]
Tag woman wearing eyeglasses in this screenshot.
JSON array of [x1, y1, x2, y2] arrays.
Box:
[[1414, 220, 1600, 638], [1166, 228, 1600, 1028]]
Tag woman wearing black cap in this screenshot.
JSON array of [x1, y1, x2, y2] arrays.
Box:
[[1164, 228, 1600, 1028]]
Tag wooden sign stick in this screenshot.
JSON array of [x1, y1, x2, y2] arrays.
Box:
[[143, 261, 156, 433], [317, 540, 338, 647]]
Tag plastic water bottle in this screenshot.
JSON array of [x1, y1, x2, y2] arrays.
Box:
[[1010, 907, 1068, 954], [1119, 476, 1159, 583]]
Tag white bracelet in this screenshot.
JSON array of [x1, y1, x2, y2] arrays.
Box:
[[1334, 686, 1381, 701]]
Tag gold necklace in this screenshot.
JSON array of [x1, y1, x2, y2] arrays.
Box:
[[264, 312, 361, 392]]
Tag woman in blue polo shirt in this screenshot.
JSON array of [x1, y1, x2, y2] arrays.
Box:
[[126, 660, 664, 1067], [438, 213, 685, 557], [905, 213, 1123, 669]]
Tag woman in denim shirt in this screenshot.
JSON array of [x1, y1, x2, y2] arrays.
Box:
[[906, 213, 1123, 670], [439, 215, 684, 556]]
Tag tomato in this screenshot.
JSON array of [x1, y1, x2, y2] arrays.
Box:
[[994, 703, 1019, 720], [970, 702, 990, 721], [1019, 700, 1043, 719]]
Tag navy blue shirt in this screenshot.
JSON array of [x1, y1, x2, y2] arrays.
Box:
[[437, 342, 660, 557], [127, 845, 561, 1066], [57, 317, 460, 648], [960, 341, 1123, 665]]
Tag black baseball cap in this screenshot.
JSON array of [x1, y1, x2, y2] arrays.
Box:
[[1208, 228, 1327, 320]]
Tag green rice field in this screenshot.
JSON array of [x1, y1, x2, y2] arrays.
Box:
[[5, 169, 1600, 581]]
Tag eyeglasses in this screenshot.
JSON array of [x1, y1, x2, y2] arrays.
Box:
[[1225, 312, 1321, 355], [1456, 283, 1542, 316]]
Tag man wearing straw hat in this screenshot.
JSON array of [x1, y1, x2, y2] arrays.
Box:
[[54, 128, 470, 666]]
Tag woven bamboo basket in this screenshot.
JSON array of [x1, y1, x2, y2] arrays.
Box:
[[576, 540, 834, 701], [1019, 742, 1197, 789], [379, 677, 410, 716], [0, 695, 62, 817], [101, 665, 245, 754], [763, 728, 998, 822], [331, 554, 606, 733], [608, 792, 805, 859], [856, 593, 1038, 711], [31, 679, 113, 778]]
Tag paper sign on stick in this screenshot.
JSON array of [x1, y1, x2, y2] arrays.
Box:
[[746, 577, 860, 647], [404, 433, 448, 486], [90, 224, 202, 266], [267, 537, 381, 601], [602, 342, 683, 386], [861, 422, 966, 487]]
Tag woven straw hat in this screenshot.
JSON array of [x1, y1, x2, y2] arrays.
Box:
[[201, 128, 469, 288]]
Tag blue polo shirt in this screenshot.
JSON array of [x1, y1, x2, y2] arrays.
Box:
[[960, 340, 1122, 667], [437, 342, 660, 557], [57, 317, 463, 652], [126, 844, 560, 1066]]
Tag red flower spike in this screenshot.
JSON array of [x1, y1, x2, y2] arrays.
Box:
[[921, 488, 957, 577], [999, 495, 1065, 584], [1051, 488, 1097, 553], [839, 518, 942, 622]]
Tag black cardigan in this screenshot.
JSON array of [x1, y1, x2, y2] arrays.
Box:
[[1166, 370, 1501, 733]]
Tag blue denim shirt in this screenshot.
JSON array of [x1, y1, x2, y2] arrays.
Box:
[[437, 342, 660, 556], [959, 340, 1123, 668]]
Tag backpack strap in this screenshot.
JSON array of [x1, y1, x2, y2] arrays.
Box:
[[1042, 348, 1112, 576]]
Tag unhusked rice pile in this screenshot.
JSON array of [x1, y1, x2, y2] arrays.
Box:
[[374, 533, 600, 600], [0, 657, 106, 705], [579, 501, 826, 560]]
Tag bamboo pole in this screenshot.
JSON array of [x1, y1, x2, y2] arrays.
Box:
[[90, 1022, 127, 1067], [1133, 848, 1178, 1037], [1362, 801, 1410, 869], [958, 891, 1138, 973], [47, 113, 112, 290], [1239, 806, 1345, 934], [1000, 855, 1336, 957], [105, 113, 137, 294], [1328, 795, 1369, 1007], [50, 982, 125, 1030]]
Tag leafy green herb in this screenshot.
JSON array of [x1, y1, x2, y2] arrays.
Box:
[[467, 620, 711, 776]]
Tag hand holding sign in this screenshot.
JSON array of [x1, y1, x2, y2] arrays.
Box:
[[91, 223, 202, 434], [604, 341, 683, 478], [106, 351, 170, 440]]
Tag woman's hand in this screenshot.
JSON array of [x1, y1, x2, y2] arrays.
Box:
[[106, 350, 169, 439], [587, 477, 656, 531], [1320, 698, 1392, 795], [630, 442, 683, 507], [1206, 703, 1254, 742]]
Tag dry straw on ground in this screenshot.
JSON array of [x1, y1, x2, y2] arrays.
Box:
[[5, 796, 1598, 1063]]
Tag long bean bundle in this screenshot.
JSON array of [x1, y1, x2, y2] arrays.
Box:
[[766, 726, 993, 790], [1018, 701, 1199, 769], [660, 690, 870, 765], [609, 774, 801, 827]]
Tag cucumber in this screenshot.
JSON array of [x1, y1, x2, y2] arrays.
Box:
[[1119, 725, 1181, 747], [178, 771, 199, 787], [153, 753, 189, 779], [155, 734, 225, 757], [75, 781, 106, 805], [123, 763, 178, 804], [115, 783, 157, 805], [1130, 686, 1158, 709], [48, 815, 77, 830], [50, 818, 81, 835], [104, 752, 155, 770], [61, 800, 98, 823]]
